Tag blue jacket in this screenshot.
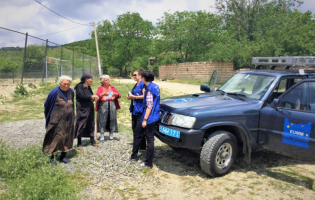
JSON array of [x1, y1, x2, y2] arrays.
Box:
[[129, 81, 145, 116], [142, 82, 160, 124], [44, 87, 74, 128]]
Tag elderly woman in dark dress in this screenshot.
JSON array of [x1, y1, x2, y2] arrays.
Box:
[[74, 73, 99, 150], [95, 75, 121, 141], [43, 75, 75, 165]]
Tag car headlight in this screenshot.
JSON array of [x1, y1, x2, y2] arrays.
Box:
[[171, 114, 196, 128]]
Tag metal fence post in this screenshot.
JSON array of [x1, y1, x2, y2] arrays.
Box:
[[60, 45, 62, 76], [42, 39, 48, 83], [82, 53, 84, 75], [72, 49, 74, 80], [21, 32, 28, 84]]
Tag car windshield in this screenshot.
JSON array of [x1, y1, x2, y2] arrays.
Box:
[[218, 73, 276, 100]]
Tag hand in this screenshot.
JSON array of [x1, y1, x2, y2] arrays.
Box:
[[113, 92, 119, 97], [129, 94, 135, 99], [92, 95, 99, 102], [142, 120, 147, 128], [101, 92, 109, 96], [127, 95, 131, 100]]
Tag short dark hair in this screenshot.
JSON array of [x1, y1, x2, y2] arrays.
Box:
[[134, 68, 144, 75], [141, 70, 154, 82]]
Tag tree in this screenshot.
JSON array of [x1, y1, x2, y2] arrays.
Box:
[[93, 12, 154, 76], [215, 0, 304, 41], [155, 11, 221, 63]]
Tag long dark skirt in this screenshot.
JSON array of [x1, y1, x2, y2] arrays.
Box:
[[97, 100, 118, 133], [43, 93, 74, 154], [74, 101, 95, 138]]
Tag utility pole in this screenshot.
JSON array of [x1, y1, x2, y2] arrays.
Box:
[[93, 22, 101, 77], [21, 32, 28, 84]]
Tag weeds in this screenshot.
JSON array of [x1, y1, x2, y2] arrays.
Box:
[[13, 84, 28, 96], [27, 83, 37, 89], [0, 140, 88, 200]]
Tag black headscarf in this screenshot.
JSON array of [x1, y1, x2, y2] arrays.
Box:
[[74, 73, 93, 90]]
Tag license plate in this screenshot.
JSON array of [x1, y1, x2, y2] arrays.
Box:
[[159, 125, 180, 138]]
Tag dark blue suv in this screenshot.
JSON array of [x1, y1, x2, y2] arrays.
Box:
[[155, 57, 315, 177]]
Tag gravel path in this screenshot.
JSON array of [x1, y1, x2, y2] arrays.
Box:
[[0, 119, 161, 199], [0, 119, 45, 148]]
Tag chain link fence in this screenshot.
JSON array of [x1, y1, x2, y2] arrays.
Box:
[[0, 28, 102, 85]]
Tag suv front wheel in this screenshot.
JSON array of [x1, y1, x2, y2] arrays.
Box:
[[200, 131, 238, 177]]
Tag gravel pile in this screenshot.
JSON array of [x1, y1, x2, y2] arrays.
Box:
[[0, 119, 161, 199]]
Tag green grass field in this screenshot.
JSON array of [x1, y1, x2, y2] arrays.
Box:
[[0, 79, 166, 199]]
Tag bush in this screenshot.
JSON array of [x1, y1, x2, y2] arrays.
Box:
[[27, 83, 37, 89], [13, 84, 28, 96], [0, 141, 88, 200]]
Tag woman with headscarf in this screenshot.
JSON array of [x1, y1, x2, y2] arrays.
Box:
[[95, 75, 121, 141], [43, 75, 75, 165], [74, 73, 99, 150], [129, 68, 147, 161]]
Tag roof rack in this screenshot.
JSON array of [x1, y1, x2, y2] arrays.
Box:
[[252, 57, 315, 70]]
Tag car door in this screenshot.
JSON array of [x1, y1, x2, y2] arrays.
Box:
[[258, 79, 315, 160]]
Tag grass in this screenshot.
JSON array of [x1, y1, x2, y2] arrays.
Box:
[[0, 79, 170, 199], [0, 140, 89, 200]]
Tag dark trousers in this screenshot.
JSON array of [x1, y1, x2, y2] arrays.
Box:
[[144, 122, 156, 167], [131, 121, 156, 167], [132, 115, 146, 150]]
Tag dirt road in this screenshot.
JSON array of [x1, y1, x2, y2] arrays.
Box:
[[113, 79, 201, 95]]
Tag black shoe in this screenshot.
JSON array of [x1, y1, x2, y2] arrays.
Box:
[[59, 158, 70, 163], [137, 162, 152, 169], [129, 156, 138, 162], [51, 161, 57, 166]]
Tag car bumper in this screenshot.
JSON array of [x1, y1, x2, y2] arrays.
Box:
[[154, 123, 204, 150]]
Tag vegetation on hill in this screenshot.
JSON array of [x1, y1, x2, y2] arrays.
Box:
[[1, 0, 314, 77]]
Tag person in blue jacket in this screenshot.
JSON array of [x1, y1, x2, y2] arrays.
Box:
[[43, 76, 75, 165], [137, 70, 160, 169], [129, 68, 147, 161]]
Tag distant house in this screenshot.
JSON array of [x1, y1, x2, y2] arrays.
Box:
[[148, 57, 156, 66], [148, 51, 188, 65]]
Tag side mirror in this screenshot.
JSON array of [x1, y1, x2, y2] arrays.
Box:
[[209, 70, 218, 92], [272, 98, 279, 109], [200, 84, 210, 92]]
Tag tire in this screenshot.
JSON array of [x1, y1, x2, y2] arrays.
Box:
[[200, 131, 238, 177]]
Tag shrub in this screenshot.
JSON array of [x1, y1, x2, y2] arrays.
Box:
[[13, 84, 28, 96], [27, 83, 37, 89]]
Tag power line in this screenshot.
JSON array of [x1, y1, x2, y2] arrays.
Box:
[[0, 25, 86, 45], [34, 0, 93, 26], [0, 26, 84, 50]]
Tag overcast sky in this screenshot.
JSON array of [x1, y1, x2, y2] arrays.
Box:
[[0, 0, 314, 48]]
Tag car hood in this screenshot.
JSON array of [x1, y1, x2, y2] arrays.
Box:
[[160, 92, 250, 115]]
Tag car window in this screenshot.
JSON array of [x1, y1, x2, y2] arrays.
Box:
[[267, 78, 303, 103], [279, 82, 308, 111], [309, 82, 315, 113], [219, 73, 275, 100]]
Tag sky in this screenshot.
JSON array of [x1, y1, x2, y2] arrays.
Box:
[[0, 0, 314, 48]]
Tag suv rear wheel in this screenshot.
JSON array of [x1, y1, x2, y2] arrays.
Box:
[[200, 131, 238, 177]]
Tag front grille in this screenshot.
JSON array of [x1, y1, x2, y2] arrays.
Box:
[[161, 113, 173, 124]]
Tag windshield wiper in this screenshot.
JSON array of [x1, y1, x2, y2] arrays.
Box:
[[217, 89, 225, 95], [227, 93, 246, 101]]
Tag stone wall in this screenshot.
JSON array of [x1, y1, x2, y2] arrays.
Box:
[[159, 61, 236, 84]]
